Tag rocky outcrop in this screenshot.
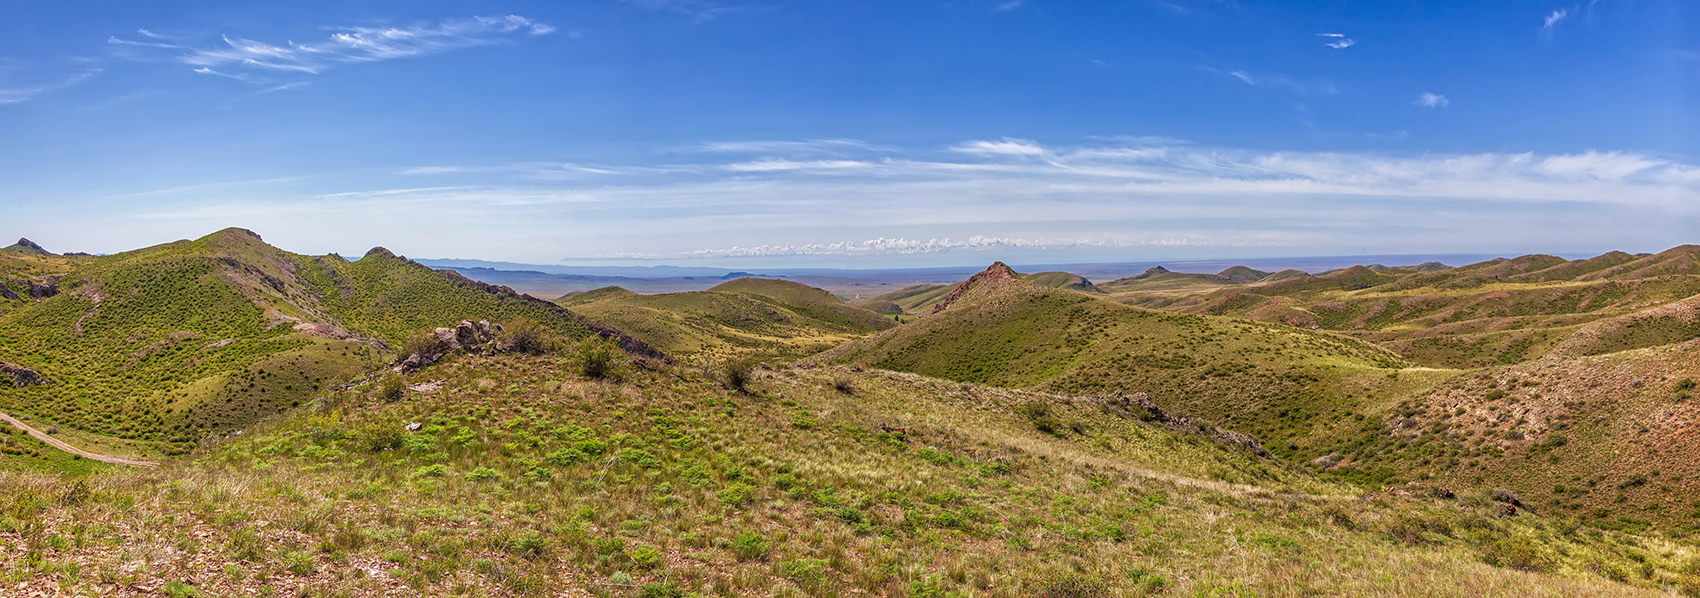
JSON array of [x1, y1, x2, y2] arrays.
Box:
[[395, 320, 502, 372], [3, 238, 51, 255], [430, 268, 672, 363], [932, 262, 1021, 314], [1096, 390, 1267, 455], [0, 362, 49, 387], [356, 251, 672, 364], [2, 276, 62, 300]]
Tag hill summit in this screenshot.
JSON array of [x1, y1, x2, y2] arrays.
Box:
[[931, 261, 1022, 313], [2, 238, 51, 255]]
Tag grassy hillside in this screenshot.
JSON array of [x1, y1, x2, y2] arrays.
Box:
[[0, 228, 644, 458], [1331, 337, 1700, 530], [1020, 271, 1103, 293], [812, 265, 1433, 470], [557, 279, 895, 361], [1111, 249, 1700, 369], [854, 283, 954, 315], [1, 352, 1690, 597]]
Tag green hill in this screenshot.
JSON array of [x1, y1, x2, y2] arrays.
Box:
[[1, 237, 52, 255], [1020, 271, 1103, 293], [0, 228, 656, 457], [1108, 248, 1700, 369], [558, 278, 895, 361], [1098, 265, 1273, 293], [854, 283, 954, 314], [1333, 337, 1700, 529], [812, 264, 1420, 464], [2, 350, 1687, 596]]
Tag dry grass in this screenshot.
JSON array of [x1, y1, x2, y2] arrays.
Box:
[[2, 355, 1694, 596]]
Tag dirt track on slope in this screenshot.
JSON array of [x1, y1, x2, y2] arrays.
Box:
[[0, 411, 159, 468]]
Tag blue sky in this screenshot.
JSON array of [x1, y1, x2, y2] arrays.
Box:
[[1, 0, 1695, 267]]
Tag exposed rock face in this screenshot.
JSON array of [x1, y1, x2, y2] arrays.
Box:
[[4, 238, 51, 255], [932, 262, 1021, 314], [4, 276, 61, 299], [1096, 390, 1266, 455], [395, 320, 503, 372], [0, 362, 49, 387], [442, 319, 500, 349]]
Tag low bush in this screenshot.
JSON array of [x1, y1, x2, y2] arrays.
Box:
[[497, 318, 554, 355], [376, 376, 405, 403], [574, 336, 624, 380], [721, 359, 755, 393]]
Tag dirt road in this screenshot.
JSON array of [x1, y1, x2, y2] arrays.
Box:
[[0, 411, 159, 468]]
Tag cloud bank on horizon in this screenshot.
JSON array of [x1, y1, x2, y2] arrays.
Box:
[[0, 1, 1694, 267]]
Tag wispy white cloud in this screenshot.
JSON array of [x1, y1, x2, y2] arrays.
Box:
[[724, 159, 874, 173], [583, 235, 1264, 260], [1316, 33, 1355, 49], [696, 139, 876, 154], [96, 138, 1700, 264], [1542, 8, 1569, 33], [952, 138, 1046, 156], [1207, 67, 1338, 95], [995, 0, 1025, 11], [112, 15, 553, 79], [1416, 92, 1449, 108], [0, 65, 103, 105], [624, 0, 742, 21]]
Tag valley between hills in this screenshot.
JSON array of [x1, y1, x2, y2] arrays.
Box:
[[4, 229, 1700, 597]]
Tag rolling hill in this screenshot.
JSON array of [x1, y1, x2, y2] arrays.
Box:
[[1113, 247, 1700, 369], [3, 348, 1690, 597], [0, 228, 659, 463], [5, 237, 1700, 595], [558, 278, 895, 361], [811, 263, 1425, 466]]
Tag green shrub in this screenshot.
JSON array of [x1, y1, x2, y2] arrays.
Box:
[[545, 447, 588, 466], [1477, 536, 1554, 572], [397, 333, 442, 361], [638, 582, 684, 598], [280, 551, 316, 576], [497, 317, 554, 355], [622, 449, 660, 469], [464, 467, 502, 482], [162, 580, 206, 598], [411, 464, 448, 479], [730, 531, 768, 560], [719, 483, 755, 507], [721, 358, 755, 393], [575, 438, 608, 455], [574, 336, 625, 380], [508, 531, 550, 560], [1016, 401, 1063, 435], [626, 545, 663, 570], [376, 375, 405, 403], [358, 426, 403, 452], [1030, 570, 1109, 598], [831, 375, 855, 394]]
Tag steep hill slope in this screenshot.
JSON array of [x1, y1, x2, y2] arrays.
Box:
[[1332, 337, 1700, 529], [0, 228, 656, 455], [557, 278, 895, 361], [0, 353, 1686, 597], [812, 264, 1421, 461], [2, 238, 52, 255]]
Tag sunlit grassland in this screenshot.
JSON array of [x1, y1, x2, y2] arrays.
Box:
[[3, 355, 1696, 597]]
